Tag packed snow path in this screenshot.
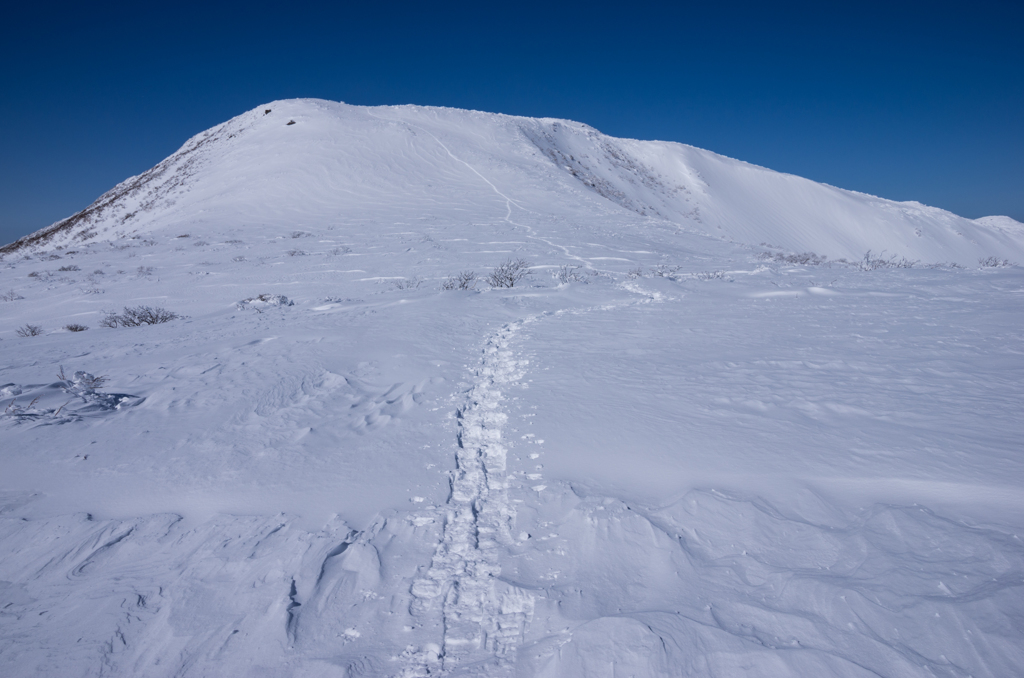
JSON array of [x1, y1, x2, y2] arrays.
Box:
[[405, 322, 534, 676]]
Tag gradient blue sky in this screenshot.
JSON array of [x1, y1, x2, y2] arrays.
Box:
[[2, 0, 1021, 245]]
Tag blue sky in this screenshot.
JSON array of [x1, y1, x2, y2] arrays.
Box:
[[2, 0, 1021, 245]]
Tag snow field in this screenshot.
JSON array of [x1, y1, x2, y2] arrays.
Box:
[[1, 99, 1023, 676]]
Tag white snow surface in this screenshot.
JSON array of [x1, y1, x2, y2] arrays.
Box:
[[6, 98, 1023, 266], [1, 99, 1023, 677]]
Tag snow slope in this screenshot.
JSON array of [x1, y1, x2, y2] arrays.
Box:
[[3, 98, 1022, 266], [1, 99, 1023, 677]]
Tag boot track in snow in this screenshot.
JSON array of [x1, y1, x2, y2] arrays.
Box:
[[404, 321, 535, 676]]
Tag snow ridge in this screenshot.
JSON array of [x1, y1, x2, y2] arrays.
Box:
[[406, 322, 534, 676]]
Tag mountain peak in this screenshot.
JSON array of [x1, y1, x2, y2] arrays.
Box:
[[4, 99, 1022, 265]]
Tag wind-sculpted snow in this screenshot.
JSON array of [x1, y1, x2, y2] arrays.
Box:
[[503, 486, 1024, 677], [1, 99, 1023, 676], [1, 371, 142, 425]]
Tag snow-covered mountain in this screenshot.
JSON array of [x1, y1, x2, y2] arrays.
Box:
[[4, 98, 1022, 265], [1, 100, 1023, 677]]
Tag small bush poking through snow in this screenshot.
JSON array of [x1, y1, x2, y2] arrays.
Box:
[[627, 266, 644, 279], [979, 256, 1013, 268], [651, 265, 681, 278], [758, 251, 828, 266], [100, 306, 180, 328], [488, 258, 532, 288], [64, 323, 89, 332], [16, 324, 44, 337], [56, 366, 107, 391], [1, 290, 24, 301], [694, 270, 727, 281], [857, 250, 917, 270], [441, 271, 478, 290], [58, 265, 80, 272], [393, 278, 421, 290], [554, 264, 588, 284], [2, 367, 144, 421]]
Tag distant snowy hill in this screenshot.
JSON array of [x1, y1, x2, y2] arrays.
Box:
[[1, 100, 1023, 677], [4, 98, 1023, 265]]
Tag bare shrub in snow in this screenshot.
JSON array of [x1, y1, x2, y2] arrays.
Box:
[[857, 250, 916, 270], [758, 251, 828, 265], [627, 266, 644, 279], [1, 290, 24, 301], [57, 366, 107, 390], [291, 231, 312, 239], [442, 271, 478, 291], [393, 278, 422, 290], [100, 306, 180, 328], [287, 250, 307, 257], [64, 323, 89, 332], [16, 324, 44, 337], [979, 256, 1013, 268], [136, 266, 154, 277], [554, 264, 588, 284], [694, 270, 727, 281], [651, 265, 681, 279], [92, 269, 104, 275], [0, 367, 141, 420], [58, 265, 80, 272], [3, 397, 41, 417], [488, 258, 532, 288]]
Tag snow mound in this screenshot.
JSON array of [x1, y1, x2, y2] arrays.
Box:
[[236, 294, 294, 311]]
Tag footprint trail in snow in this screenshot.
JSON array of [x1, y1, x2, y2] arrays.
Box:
[[405, 321, 534, 676]]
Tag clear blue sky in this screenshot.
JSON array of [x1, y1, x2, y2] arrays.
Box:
[[2, 0, 1021, 245]]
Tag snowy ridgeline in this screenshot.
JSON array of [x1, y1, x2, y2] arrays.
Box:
[[4, 98, 1023, 267], [1, 100, 1024, 677]]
